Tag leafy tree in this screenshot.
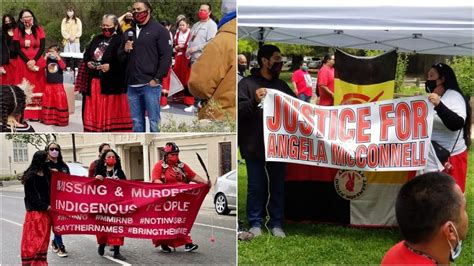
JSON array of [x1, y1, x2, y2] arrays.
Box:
[[446, 56, 474, 97], [5, 134, 56, 151]]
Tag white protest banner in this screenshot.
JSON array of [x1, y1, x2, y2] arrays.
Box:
[[263, 89, 434, 171]]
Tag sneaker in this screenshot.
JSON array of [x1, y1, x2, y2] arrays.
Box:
[[184, 105, 196, 113], [98, 244, 105, 256], [51, 240, 59, 253], [249, 227, 262, 237], [159, 245, 172, 253], [184, 243, 198, 252], [113, 253, 126, 261], [271, 227, 286, 238], [57, 245, 68, 257], [161, 104, 170, 110]]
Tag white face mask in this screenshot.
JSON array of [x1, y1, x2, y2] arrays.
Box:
[[446, 222, 463, 261], [67, 11, 74, 18]]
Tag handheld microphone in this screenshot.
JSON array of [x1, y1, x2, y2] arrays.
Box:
[[127, 31, 134, 42]]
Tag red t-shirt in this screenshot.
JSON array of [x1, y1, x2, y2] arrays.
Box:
[[317, 65, 335, 106], [381, 241, 437, 265], [292, 69, 312, 97], [13, 27, 45, 60], [151, 160, 196, 184]]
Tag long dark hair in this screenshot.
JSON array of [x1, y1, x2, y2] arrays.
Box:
[[432, 62, 472, 147], [45, 142, 65, 164], [65, 6, 78, 23], [18, 9, 40, 38], [1, 85, 26, 132], [2, 14, 17, 35], [20, 150, 48, 184], [95, 149, 123, 174]]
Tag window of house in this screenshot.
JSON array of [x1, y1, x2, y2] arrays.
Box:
[[13, 141, 28, 162]]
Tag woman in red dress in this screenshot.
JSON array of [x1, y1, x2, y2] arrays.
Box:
[[173, 18, 194, 110], [151, 142, 211, 253], [82, 14, 132, 132], [20, 150, 51, 265], [41, 45, 69, 126], [13, 9, 46, 121], [1, 14, 19, 85], [94, 149, 127, 261]]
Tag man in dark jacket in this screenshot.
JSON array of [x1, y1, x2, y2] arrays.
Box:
[[121, 0, 172, 132], [238, 44, 296, 238]]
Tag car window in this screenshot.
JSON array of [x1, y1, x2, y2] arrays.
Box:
[[227, 171, 236, 181]]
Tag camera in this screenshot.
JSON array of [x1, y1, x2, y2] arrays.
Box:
[[47, 53, 56, 60]]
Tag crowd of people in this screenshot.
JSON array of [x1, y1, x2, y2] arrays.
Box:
[[20, 141, 211, 264], [1, 0, 237, 132]]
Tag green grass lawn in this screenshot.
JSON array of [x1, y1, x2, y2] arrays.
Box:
[[238, 147, 474, 264]]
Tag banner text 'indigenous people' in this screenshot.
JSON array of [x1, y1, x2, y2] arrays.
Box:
[[50, 172, 208, 239]]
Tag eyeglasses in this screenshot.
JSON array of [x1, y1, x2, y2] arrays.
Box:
[[22, 16, 33, 19], [49, 147, 59, 151]]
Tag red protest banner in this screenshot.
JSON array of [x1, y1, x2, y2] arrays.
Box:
[[50, 172, 209, 240]]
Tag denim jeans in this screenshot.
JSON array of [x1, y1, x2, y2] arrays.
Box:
[[127, 84, 162, 132], [245, 159, 286, 229], [298, 94, 312, 103], [54, 234, 63, 246]]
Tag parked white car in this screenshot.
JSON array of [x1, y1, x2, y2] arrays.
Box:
[[213, 170, 237, 215]]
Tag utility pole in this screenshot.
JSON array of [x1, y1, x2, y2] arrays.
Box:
[[72, 134, 77, 162]]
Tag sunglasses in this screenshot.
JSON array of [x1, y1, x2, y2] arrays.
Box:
[[49, 147, 59, 151]]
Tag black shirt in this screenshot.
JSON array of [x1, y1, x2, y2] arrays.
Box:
[[23, 172, 51, 211], [45, 57, 64, 84], [238, 69, 297, 160], [84, 33, 126, 95], [120, 19, 172, 85]]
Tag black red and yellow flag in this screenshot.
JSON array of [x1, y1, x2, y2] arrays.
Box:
[[334, 49, 397, 105]]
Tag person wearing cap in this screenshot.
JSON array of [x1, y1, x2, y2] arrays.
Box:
[[150, 142, 211, 253]]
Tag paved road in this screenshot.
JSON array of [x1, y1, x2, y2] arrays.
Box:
[[0, 185, 236, 265], [29, 94, 196, 132]]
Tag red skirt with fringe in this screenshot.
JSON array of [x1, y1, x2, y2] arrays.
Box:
[[21, 211, 51, 266], [83, 78, 133, 132], [41, 83, 69, 126]]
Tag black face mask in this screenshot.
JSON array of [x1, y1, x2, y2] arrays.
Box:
[[268, 61, 283, 79], [238, 64, 246, 74], [4, 23, 13, 29], [425, 80, 438, 93]]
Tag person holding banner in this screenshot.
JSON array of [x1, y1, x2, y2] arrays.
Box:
[[238, 44, 296, 238], [381, 172, 468, 264], [20, 150, 51, 266], [151, 142, 211, 253], [94, 149, 127, 260], [88, 143, 111, 177], [317, 53, 335, 106], [424, 63, 471, 192], [45, 142, 70, 258]]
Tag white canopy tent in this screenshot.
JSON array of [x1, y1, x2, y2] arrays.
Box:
[[238, 0, 474, 56]]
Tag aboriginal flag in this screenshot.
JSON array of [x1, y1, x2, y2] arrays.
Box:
[[285, 49, 414, 226]]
